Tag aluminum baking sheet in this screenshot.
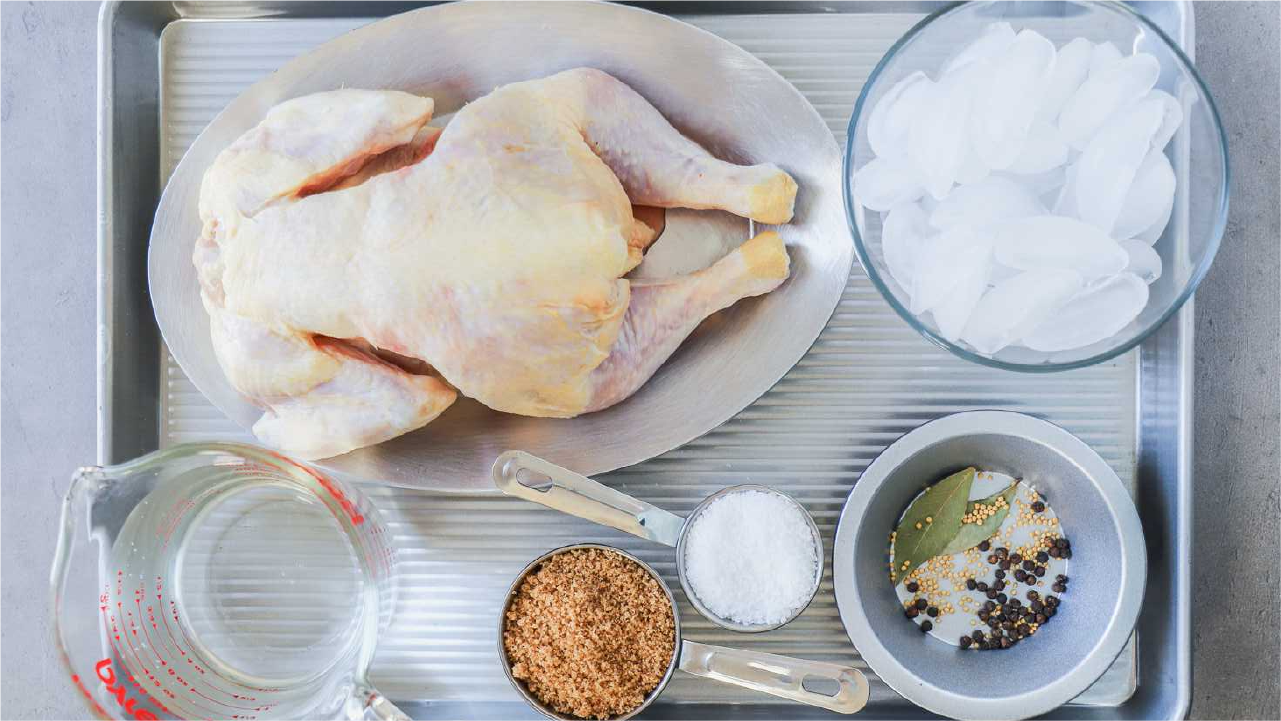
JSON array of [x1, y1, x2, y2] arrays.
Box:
[[99, 3, 1193, 718]]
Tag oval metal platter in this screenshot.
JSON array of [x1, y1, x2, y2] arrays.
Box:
[[148, 1, 850, 492]]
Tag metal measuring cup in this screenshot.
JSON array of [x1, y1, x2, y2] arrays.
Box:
[[499, 543, 869, 719], [493, 450, 824, 632], [493, 450, 824, 631]]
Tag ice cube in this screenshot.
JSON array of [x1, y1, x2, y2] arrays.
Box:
[[954, 143, 992, 185], [932, 258, 992, 342], [882, 201, 933, 291], [1112, 148, 1176, 240], [1120, 239, 1163, 283], [1088, 42, 1124, 79], [1021, 273, 1149, 351], [1145, 89, 1185, 150], [853, 157, 924, 212], [1006, 120, 1069, 175], [989, 259, 1023, 284], [969, 30, 1057, 170], [868, 71, 931, 161], [909, 76, 973, 200], [999, 165, 1067, 199], [1052, 161, 1082, 218], [994, 215, 1129, 280], [1075, 97, 1164, 233], [1059, 52, 1161, 148], [909, 227, 988, 315], [930, 175, 1045, 230], [1036, 37, 1093, 123], [961, 269, 1084, 354], [943, 21, 1017, 75], [1136, 179, 1175, 246]]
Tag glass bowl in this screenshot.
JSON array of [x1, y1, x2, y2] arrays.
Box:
[[843, 0, 1228, 371]]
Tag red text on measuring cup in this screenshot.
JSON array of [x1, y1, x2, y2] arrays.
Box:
[[89, 658, 162, 720]]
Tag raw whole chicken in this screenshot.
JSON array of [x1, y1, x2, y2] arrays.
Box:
[[196, 68, 797, 459]]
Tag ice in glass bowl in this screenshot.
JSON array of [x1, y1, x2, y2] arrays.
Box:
[[843, 0, 1228, 371]]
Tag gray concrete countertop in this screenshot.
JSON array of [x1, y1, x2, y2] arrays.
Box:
[[2, 2, 1277, 719]]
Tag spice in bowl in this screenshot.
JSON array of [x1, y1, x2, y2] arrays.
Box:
[[502, 547, 676, 720], [889, 468, 1071, 649], [682, 488, 820, 627]]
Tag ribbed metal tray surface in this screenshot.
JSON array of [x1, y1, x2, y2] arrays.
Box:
[[155, 10, 1143, 716]]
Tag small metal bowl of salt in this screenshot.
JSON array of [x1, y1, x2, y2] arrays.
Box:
[[492, 451, 824, 632]]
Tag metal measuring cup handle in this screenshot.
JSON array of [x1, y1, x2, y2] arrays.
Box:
[[678, 640, 870, 714], [492, 450, 685, 546]]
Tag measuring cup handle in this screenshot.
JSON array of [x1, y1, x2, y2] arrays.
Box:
[[677, 640, 870, 714], [492, 450, 684, 546]]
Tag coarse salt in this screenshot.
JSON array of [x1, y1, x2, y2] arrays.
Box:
[[682, 489, 819, 626]]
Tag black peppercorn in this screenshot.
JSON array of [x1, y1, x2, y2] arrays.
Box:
[[966, 578, 977, 591], [1000, 636, 1013, 649], [987, 554, 999, 564], [1031, 501, 1045, 513], [1062, 549, 1072, 559], [1036, 613, 1048, 624], [927, 606, 939, 617], [1027, 590, 1039, 600], [983, 600, 996, 611], [906, 607, 919, 619], [1056, 574, 1068, 584], [1014, 569, 1028, 582], [972, 630, 985, 641], [996, 547, 1008, 558], [915, 598, 928, 610], [986, 589, 998, 599], [1022, 560, 1036, 571], [999, 560, 1011, 570], [920, 620, 933, 633], [978, 610, 990, 621], [996, 592, 1008, 604], [987, 617, 1000, 629], [976, 581, 989, 592], [1031, 600, 1044, 613], [993, 580, 1006, 591], [1010, 553, 1022, 564], [1044, 595, 1058, 607], [906, 581, 920, 593], [1052, 582, 1066, 593], [995, 569, 1007, 580], [1049, 547, 1061, 558], [1002, 620, 1015, 631], [977, 640, 990, 650], [1034, 566, 1047, 577], [1036, 551, 1049, 563], [978, 540, 990, 552], [1055, 539, 1068, 549], [960, 636, 973, 649], [1045, 606, 1057, 618]]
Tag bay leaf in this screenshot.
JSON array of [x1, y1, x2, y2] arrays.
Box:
[[891, 467, 974, 585], [940, 482, 1019, 555]]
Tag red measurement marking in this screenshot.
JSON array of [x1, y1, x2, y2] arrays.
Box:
[[91, 658, 161, 720], [300, 465, 365, 525]]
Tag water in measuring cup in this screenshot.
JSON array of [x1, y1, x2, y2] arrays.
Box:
[[99, 465, 379, 719]]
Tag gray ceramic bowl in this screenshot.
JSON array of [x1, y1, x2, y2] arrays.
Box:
[[832, 411, 1146, 721]]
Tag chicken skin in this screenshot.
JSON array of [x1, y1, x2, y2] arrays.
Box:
[[196, 68, 796, 459]]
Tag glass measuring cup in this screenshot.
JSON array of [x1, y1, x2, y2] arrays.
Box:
[[491, 451, 824, 631], [51, 443, 407, 721]]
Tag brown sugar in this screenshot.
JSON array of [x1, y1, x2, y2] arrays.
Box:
[[502, 547, 677, 719]]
